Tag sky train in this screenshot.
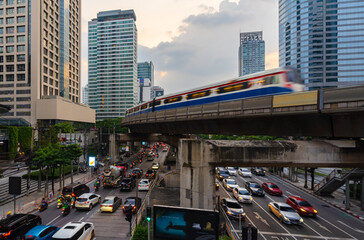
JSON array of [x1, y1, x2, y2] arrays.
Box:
[[126, 67, 304, 117]]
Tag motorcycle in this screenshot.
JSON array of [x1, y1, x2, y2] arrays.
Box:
[[62, 205, 71, 216], [57, 199, 64, 209], [38, 202, 48, 212], [94, 185, 99, 191]]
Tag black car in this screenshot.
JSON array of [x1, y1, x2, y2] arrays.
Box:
[[120, 178, 136, 191], [131, 168, 143, 178], [0, 214, 42, 239], [145, 169, 156, 179], [251, 167, 266, 176], [245, 181, 265, 196], [220, 198, 245, 221], [62, 183, 90, 200], [122, 197, 142, 214], [217, 170, 230, 181]]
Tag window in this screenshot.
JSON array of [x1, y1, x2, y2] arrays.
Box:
[[17, 6, 25, 14], [6, 17, 13, 24], [17, 45, 25, 52], [6, 46, 14, 53], [6, 26, 14, 33], [17, 26, 25, 33], [6, 36, 14, 43], [17, 64, 25, 71], [6, 8, 14, 15], [17, 16, 25, 23], [17, 0, 25, 3], [17, 35, 25, 42], [0, 28, 3, 34], [0, 9, 3, 15], [17, 54, 25, 61], [0, 18, 3, 24], [6, 55, 14, 62], [0, 0, 3, 6], [6, 65, 14, 72], [6, 0, 14, 5], [17, 74, 25, 81], [6, 74, 14, 81]]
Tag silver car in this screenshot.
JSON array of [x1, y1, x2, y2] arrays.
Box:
[[233, 187, 253, 204], [223, 178, 239, 191], [268, 202, 303, 225], [226, 167, 237, 176]]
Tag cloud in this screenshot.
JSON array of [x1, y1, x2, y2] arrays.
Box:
[[139, 0, 279, 94]]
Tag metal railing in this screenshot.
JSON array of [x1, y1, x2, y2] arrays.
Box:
[[314, 168, 355, 192], [219, 204, 241, 240]]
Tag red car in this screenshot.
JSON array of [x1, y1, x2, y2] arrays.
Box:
[[261, 182, 282, 196], [286, 196, 317, 217]]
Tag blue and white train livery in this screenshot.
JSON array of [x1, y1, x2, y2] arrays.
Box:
[[126, 68, 304, 117]]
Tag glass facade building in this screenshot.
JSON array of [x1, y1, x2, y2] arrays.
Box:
[[137, 61, 154, 103], [279, 0, 364, 89], [88, 10, 138, 120], [238, 31, 265, 76]]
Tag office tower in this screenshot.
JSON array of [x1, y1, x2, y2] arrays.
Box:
[[238, 31, 265, 76], [151, 86, 164, 98], [0, 0, 94, 126], [137, 61, 154, 103], [88, 10, 138, 120], [82, 84, 89, 104], [279, 0, 364, 89]]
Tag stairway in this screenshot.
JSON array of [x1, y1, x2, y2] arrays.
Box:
[[314, 168, 364, 196]]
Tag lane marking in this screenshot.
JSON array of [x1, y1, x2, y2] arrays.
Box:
[[79, 217, 84, 221], [254, 211, 270, 227], [338, 220, 364, 234], [259, 231, 353, 240], [305, 218, 331, 233], [47, 215, 60, 225]]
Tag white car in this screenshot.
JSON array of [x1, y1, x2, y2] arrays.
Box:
[[52, 221, 95, 240], [138, 179, 151, 191], [223, 178, 239, 191], [233, 187, 253, 204], [238, 168, 252, 177], [226, 167, 237, 176], [151, 162, 160, 170], [75, 193, 101, 210]]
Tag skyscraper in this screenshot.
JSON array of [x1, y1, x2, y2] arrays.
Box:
[[279, 0, 364, 89], [82, 84, 89, 105], [0, 0, 94, 126], [137, 61, 154, 103], [238, 31, 265, 76], [88, 10, 138, 120]]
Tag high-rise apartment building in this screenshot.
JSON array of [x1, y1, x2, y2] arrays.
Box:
[[137, 61, 154, 103], [88, 10, 138, 120], [82, 84, 89, 105], [279, 0, 364, 89], [0, 0, 94, 126], [238, 31, 265, 76]]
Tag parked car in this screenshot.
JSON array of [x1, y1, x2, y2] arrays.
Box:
[[138, 179, 151, 191], [51, 221, 95, 240], [75, 193, 101, 210], [145, 169, 156, 179], [233, 187, 253, 204], [262, 182, 283, 196], [245, 181, 265, 196], [226, 167, 237, 176], [131, 168, 143, 178], [286, 196, 317, 217], [0, 214, 42, 239], [24, 225, 59, 240], [268, 202, 303, 225], [238, 168, 252, 177], [120, 177, 136, 191], [251, 167, 265, 176], [216, 170, 230, 181], [221, 198, 245, 221], [100, 196, 122, 213], [62, 183, 90, 200], [151, 162, 160, 170], [122, 197, 142, 214], [223, 178, 239, 191]]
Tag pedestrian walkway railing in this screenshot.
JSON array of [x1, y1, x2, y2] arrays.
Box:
[[219, 204, 241, 240]]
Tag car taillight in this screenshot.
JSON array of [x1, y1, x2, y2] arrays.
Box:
[[85, 201, 89, 204], [146, 185, 149, 187], [122, 206, 125, 209], [2, 230, 12, 237], [133, 206, 136, 209]]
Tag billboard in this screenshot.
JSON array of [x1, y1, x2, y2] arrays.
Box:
[[88, 156, 96, 167], [154, 205, 219, 240]]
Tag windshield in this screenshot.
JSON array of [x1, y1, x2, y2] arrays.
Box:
[[226, 202, 241, 209], [280, 206, 296, 212], [239, 190, 250, 195], [227, 167, 235, 170], [125, 199, 135, 205], [102, 199, 113, 204], [242, 169, 249, 172], [220, 170, 229, 175], [226, 179, 236, 184], [250, 183, 260, 188], [268, 184, 279, 189], [298, 201, 312, 207], [122, 179, 131, 184]]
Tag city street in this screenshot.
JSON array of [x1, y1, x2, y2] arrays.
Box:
[[217, 171, 364, 240]]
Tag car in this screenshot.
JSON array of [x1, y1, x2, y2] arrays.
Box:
[[24, 225, 59, 240], [75, 193, 101, 210], [251, 167, 265, 176], [162, 147, 168, 152], [216, 170, 230, 181], [147, 154, 154, 161], [51, 221, 95, 240], [122, 197, 142, 214], [226, 167, 237, 176], [138, 179, 151, 191], [268, 202, 303, 225], [151, 162, 160, 170], [0, 214, 42, 239], [215, 179, 220, 190], [286, 196, 317, 217], [100, 196, 122, 213], [262, 182, 283, 196], [223, 178, 239, 191], [245, 181, 265, 196], [131, 168, 143, 178], [145, 169, 156, 179], [62, 183, 90, 200], [238, 168, 252, 177], [221, 198, 245, 221], [233, 187, 253, 204], [120, 177, 136, 191]]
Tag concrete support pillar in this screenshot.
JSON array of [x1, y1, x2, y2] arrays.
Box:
[[304, 168, 308, 188], [345, 178, 350, 210], [311, 168, 315, 190], [109, 134, 117, 164], [361, 178, 364, 211], [179, 139, 215, 210], [353, 181, 357, 200]]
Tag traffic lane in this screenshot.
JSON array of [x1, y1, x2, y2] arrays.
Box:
[[255, 173, 360, 240]]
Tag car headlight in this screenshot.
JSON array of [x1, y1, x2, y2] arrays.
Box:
[[242, 213, 246, 216], [239, 196, 243, 199], [250, 197, 253, 200], [283, 216, 289, 221], [227, 211, 232, 215], [300, 208, 307, 212], [313, 209, 317, 213], [299, 218, 303, 222]]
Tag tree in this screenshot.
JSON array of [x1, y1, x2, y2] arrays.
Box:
[[60, 144, 82, 184]]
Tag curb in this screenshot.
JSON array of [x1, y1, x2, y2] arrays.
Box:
[[268, 172, 364, 222]]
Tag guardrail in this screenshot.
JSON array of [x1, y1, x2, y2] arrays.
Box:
[[219, 204, 241, 240]]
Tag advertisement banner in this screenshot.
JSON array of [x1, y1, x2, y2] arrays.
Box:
[[154, 205, 219, 240], [88, 156, 96, 167]]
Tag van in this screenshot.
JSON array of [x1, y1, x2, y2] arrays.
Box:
[[62, 183, 90, 200]]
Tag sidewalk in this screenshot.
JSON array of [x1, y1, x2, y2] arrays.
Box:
[[0, 171, 97, 219], [270, 171, 364, 221]]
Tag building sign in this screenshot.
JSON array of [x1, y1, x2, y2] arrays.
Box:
[[240, 31, 263, 42], [88, 156, 96, 167]]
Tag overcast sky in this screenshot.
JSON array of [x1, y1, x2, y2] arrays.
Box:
[[81, 0, 279, 94]]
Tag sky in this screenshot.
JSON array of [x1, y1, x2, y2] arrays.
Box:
[[81, 0, 279, 94]]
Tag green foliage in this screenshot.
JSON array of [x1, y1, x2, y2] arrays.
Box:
[[96, 118, 128, 133], [22, 165, 77, 180], [60, 144, 82, 162], [8, 127, 19, 159], [18, 127, 32, 151], [53, 122, 75, 133], [219, 236, 232, 240], [132, 223, 148, 240]]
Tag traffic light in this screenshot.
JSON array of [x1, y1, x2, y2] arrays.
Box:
[[146, 207, 151, 222], [125, 209, 132, 222]]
